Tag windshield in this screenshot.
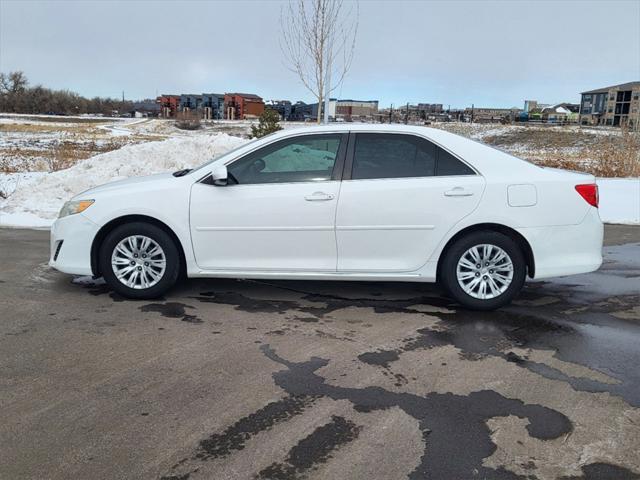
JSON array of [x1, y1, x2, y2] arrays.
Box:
[[192, 137, 259, 173]]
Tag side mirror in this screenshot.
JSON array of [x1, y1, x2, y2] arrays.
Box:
[[211, 164, 228, 186]]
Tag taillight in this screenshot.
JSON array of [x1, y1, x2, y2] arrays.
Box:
[[575, 183, 599, 208]]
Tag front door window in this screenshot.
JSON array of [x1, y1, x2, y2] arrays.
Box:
[[228, 134, 344, 184]]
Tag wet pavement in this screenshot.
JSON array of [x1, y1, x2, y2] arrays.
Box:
[[0, 225, 639, 480]]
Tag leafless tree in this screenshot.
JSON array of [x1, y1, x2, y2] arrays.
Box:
[[0, 71, 136, 115], [280, 0, 358, 124], [0, 71, 28, 94]]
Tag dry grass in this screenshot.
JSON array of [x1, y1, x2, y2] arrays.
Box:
[[1, 138, 125, 172], [0, 122, 103, 135], [517, 131, 640, 177], [175, 111, 201, 130], [1, 123, 164, 173], [483, 128, 596, 150], [481, 127, 640, 177]]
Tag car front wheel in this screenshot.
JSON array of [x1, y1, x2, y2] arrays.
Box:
[[441, 231, 526, 310], [99, 222, 180, 299]]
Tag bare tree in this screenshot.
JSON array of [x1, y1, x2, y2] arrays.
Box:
[[0, 71, 137, 115], [280, 0, 358, 124]]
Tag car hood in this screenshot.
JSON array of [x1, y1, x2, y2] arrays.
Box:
[[74, 173, 176, 199]]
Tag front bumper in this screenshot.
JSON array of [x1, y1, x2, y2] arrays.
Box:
[[517, 208, 604, 279], [49, 213, 100, 276]]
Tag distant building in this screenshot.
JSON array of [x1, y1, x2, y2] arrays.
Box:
[[176, 93, 224, 119], [310, 98, 337, 120], [202, 93, 224, 120], [417, 103, 443, 114], [579, 81, 640, 127], [540, 103, 580, 123], [335, 99, 378, 119], [224, 93, 265, 120], [464, 106, 521, 123], [524, 100, 536, 113], [179, 94, 202, 112], [156, 94, 181, 118], [290, 101, 313, 121], [265, 100, 293, 120], [131, 98, 160, 117], [304, 98, 378, 121]]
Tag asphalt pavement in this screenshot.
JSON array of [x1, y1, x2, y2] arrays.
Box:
[[0, 225, 639, 480]]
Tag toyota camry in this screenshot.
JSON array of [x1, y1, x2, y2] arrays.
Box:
[[50, 124, 603, 310]]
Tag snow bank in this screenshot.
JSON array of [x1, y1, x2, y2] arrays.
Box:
[[0, 133, 247, 227], [597, 178, 640, 225]]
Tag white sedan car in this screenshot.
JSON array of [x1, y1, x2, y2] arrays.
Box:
[[50, 124, 603, 310]]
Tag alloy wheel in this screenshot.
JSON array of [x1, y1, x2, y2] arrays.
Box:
[[456, 244, 514, 300], [110, 235, 166, 289]]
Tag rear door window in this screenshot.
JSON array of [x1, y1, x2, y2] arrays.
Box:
[[351, 133, 436, 179], [351, 133, 474, 179]]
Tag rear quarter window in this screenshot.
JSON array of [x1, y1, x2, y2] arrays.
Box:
[[436, 147, 475, 176]]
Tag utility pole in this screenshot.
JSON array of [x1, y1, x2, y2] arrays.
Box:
[[404, 102, 409, 124], [471, 103, 475, 124], [389, 104, 393, 124]]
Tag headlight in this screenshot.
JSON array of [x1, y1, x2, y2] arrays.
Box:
[[58, 199, 94, 218]]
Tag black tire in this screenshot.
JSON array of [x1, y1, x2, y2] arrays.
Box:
[[99, 222, 180, 299], [440, 231, 526, 310]]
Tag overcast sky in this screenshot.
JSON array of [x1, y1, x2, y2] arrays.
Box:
[[1, 0, 639, 108]]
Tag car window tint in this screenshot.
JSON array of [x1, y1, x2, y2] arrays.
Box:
[[352, 134, 436, 180], [436, 147, 475, 176], [228, 135, 341, 184]]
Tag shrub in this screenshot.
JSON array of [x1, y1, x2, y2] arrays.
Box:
[[175, 110, 201, 130], [251, 109, 282, 138]]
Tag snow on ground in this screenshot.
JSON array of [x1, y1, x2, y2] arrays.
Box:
[[0, 115, 147, 172], [0, 133, 246, 227], [597, 178, 640, 225], [96, 117, 150, 137]]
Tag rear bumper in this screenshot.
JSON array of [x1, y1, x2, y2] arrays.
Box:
[[49, 213, 99, 276], [517, 208, 603, 279]]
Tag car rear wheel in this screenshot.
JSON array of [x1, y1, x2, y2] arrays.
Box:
[[99, 222, 180, 299], [441, 231, 526, 310]]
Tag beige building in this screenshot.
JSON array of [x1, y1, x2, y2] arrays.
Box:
[[579, 81, 640, 127], [335, 99, 379, 119]]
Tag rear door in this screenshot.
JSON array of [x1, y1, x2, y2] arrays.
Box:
[[336, 132, 485, 272]]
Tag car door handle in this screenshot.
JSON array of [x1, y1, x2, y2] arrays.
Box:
[[305, 192, 334, 201], [444, 187, 474, 197]]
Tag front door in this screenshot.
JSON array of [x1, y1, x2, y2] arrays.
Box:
[[190, 133, 347, 271], [336, 132, 485, 272]]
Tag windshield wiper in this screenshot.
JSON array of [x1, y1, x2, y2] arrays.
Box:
[[173, 168, 192, 177]]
